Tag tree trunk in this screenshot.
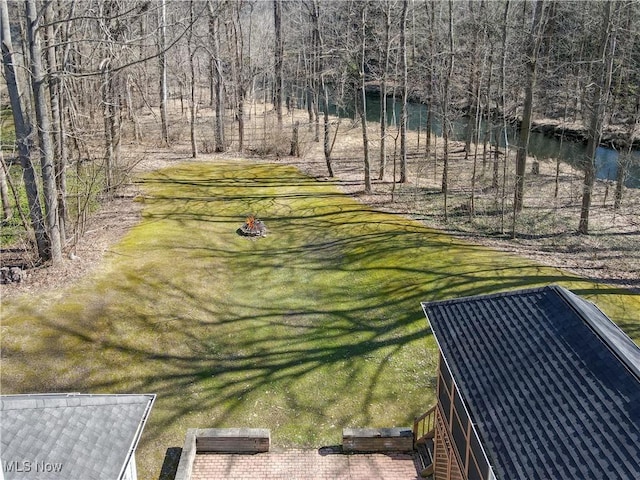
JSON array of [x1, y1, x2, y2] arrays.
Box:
[[311, 0, 321, 143], [26, 0, 62, 262], [360, 4, 371, 194], [44, 3, 67, 246], [441, 0, 455, 221], [101, 58, 120, 196], [208, 2, 226, 152], [579, 1, 615, 235], [316, 0, 334, 178], [322, 78, 334, 177], [482, 47, 494, 173], [499, 1, 510, 234], [425, 1, 434, 158], [614, 97, 639, 209], [188, 0, 197, 158], [464, 0, 479, 159], [274, 0, 283, 128], [0, 150, 12, 221], [228, 3, 245, 152], [0, 1, 50, 259], [514, 0, 547, 215], [159, 0, 169, 145], [286, 121, 297, 157], [399, 0, 408, 184], [378, 2, 391, 180]]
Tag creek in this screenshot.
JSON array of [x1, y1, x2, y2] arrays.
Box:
[[324, 94, 640, 188]]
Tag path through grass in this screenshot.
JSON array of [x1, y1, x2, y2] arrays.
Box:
[[2, 160, 638, 479]]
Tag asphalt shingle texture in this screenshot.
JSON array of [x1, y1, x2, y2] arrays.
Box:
[[1, 393, 154, 480], [422, 285, 640, 480]]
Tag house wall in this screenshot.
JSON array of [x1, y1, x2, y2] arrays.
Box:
[[435, 354, 491, 480]]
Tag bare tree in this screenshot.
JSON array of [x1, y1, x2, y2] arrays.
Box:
[[26, 0, 62, 262], [44, 2, 68, 245], [312, 0, 335, 177], [188, 0, 197, 158], [274, 0, 284, 128], [359, 2, 372, 194], [499, 0, 511, 234], [159, 0, 169, 145], [378, 0, 391, 181], [441, 0, 455, 221], [226, 1, 248, 151], [463, 0, 480, 160], [0, 0, 49, 259], [513, 0, 548, 216], [614, 96, 639, 210], [399, 0, 408, 184], [208, 0, 226, 152], [579, 1, 616, 234]]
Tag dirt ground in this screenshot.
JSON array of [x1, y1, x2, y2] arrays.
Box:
[[2, 103, 638, 300]]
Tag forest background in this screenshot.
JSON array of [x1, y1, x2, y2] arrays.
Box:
[[1, 0, 639, 288]]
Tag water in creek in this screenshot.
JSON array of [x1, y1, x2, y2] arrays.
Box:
[[323, 94, 640, 188]]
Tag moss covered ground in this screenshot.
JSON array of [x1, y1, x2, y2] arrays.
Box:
[[1, 160, 638, 479]]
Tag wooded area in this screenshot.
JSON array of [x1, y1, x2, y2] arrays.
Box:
[[1, 0, 638, 268]]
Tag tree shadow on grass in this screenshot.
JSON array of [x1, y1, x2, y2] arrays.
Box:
[[2, 162, 638, 480]]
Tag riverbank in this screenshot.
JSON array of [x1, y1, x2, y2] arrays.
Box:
[[363, 83, 640, 151], [531, 118, 640, 150]]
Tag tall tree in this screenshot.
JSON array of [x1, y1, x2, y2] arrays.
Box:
[[312, 0, 335, 177], [359, 2, 372, 193], [228, 1, 246, 151], [99, 0, 124, 196], [378, 0, 391, 181], [499, 0, 511, 234], [208, 0, 226, 152], [441, 0, 455, 221], [513, 0, 547, 215], [463, 0, 480, 159], [399, 0, 408, 184], [579, 1, 616, 234], [26, 0, 62, 262], [0, 0, 49, 259], [188, 0, 197, 158], [274, 0, 284, 128], [44, 2, 67, 245], [159, 0, 169, 145], [614, 95, 639, 210]]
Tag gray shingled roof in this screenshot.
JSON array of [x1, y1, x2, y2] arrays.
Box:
[[1, 393, 155, 480], [422, 285, 640, 480]]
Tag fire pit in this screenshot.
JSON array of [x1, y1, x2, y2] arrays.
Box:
[[237, 215, 267, 237]]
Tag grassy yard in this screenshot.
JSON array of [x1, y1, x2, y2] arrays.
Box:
[[1, 160, 638, 480]]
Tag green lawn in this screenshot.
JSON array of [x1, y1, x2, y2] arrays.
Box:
[[2, 160, 638, 480]]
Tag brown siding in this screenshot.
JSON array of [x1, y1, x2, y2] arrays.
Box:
[[436, 355, 492, 480]]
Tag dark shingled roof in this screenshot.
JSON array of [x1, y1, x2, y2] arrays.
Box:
[[422, 285, 640, 480], [1, 393, 155, 480]]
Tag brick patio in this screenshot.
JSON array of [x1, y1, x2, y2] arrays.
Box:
[[191, 448, 421, 480]]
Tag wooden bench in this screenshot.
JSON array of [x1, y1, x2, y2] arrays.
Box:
[[195, 428, 270, 453], [174, 428, 270, 480], [342, 427, 413, 453]]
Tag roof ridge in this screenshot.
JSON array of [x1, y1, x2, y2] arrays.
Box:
[[554, 286, 640, 381]]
